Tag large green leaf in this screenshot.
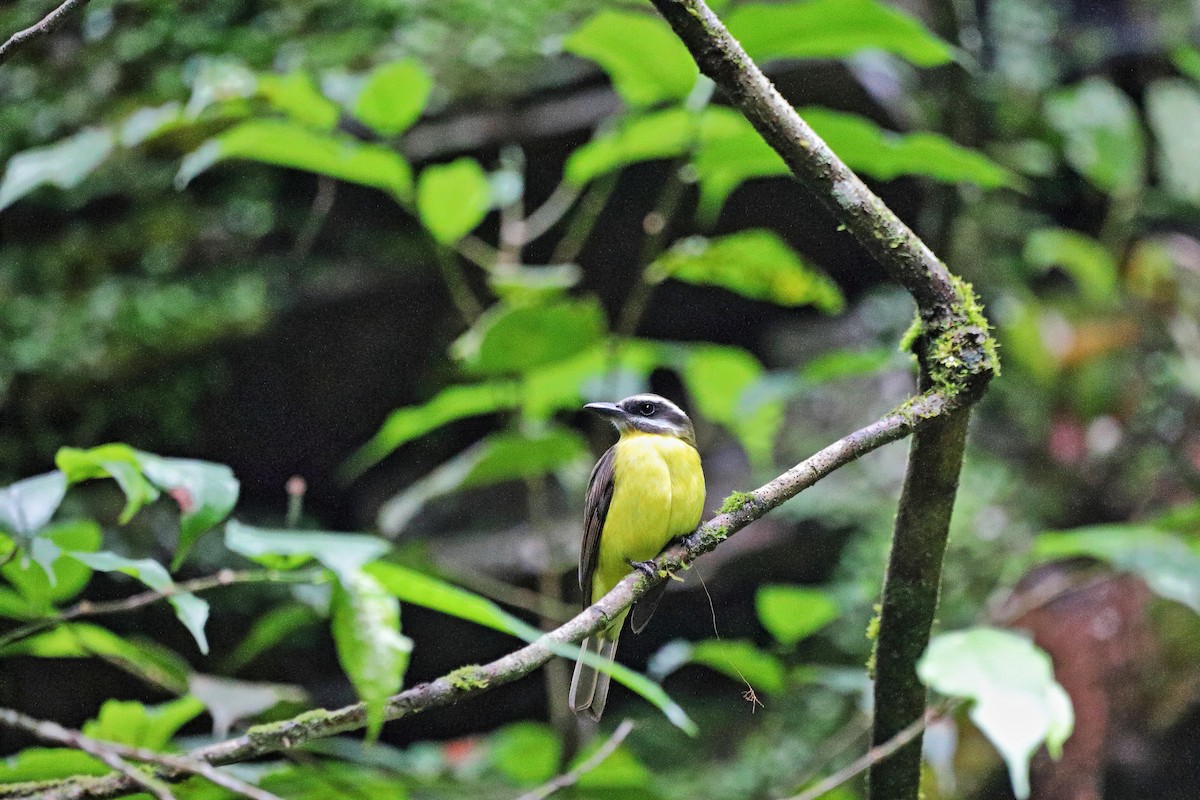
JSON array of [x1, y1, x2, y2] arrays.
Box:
[[755, 585, 839, 647], [451, 297, 608, 375], [1045, 78, 1144, 195], [0, 521, 101, 618], [0, 471, 68, 541], [257, 72, 340, 130], [0, 623, 191, 693], [344, 382, 520, 479], [0, 128, 115, 211], [689, 639, 786, 695], [919, 628, 1073, 800], [66, 551, 210, 654], [1023, 228, 1118, 304], [1032, 525, 1200, 614], [56, 444, 160, 524], [564, 10, 698, 108], [565, 108, 696, 186], [490, 721, 561, 785], [416, 158, 493, 245], [81, 696, 205, 750], [353, 59, 431, 137], [331, 570, 412, 740], [1145, 79, 1200, 206], [650, 230, 844, 313], [377, 428, 589, 536], [683, 344, 782, 467], [0, 749, 109, 782], [727, 0, 953, 67], [365, 561, 697, 734], [135, 453, 239, 568], [177, 119, 412, 201], [224, 520, 389, 584]]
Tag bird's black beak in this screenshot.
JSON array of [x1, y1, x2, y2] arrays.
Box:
[[583, 401, 622, 417]]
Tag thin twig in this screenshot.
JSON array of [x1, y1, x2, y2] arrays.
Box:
[[290, 177, 337, 259], [783, 714, 928, 800], [521, 183, 582, 246], [15, 391, 953, 800], [0, 568, 326, 651], [550, 173, 618, 264], [434, 246, 484, 323], [0, 0, 91, 64], [0, 707, 281, 800], [515, 719, 636, 800]]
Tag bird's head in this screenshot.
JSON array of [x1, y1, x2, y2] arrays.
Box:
[[584, 394, 696, 445]]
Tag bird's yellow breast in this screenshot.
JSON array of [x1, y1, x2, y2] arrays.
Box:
[[592, 432, 705, 602]]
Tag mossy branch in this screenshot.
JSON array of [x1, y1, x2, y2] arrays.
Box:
[[3, 392, 957, 800]]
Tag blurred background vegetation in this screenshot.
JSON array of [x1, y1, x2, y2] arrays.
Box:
[[1, 0, 1199, 798]]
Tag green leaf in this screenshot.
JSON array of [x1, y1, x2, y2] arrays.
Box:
[[258, 72, 340, 130], [224, 520, 389, 584], [572, 737, 652, 789], [56, 444, 160, 524], [650, 230, 844, 313], [919, 628, 1073, 800], [1032, 525, 1200, 613], [0, 521, 101, 618], [798, 347, 901, 384], [1045, 78, 1145, 194], [0, 623, 191, 693], [1023, 228, 1118, 303], [364, 562, 696, 735], [1145, 79, 1200, 206], [755, 585, 839, 646], [177, 119, 412, 201], [690, 639, 786, 694], [0, 128, 115, 210], [353, 59, 431, 137], [81, 696, 205, 750], [135, 453, 239, 568], [189, 674, 308, 737], [727, 0, 954, 67], [220, 603, 321, 675], [377, 428, 589, 536], [683, 344, 782, 467], [566, 108, 695, 186], [120, 102, 185, 147], [0, 471, 67, 541], [564, 10, 698, 108], [489, 263, 584, 303], [1171, 46, 1200, 83], [66, 551, 210, 654], [331, 570, 412, 740], [451, 297, 608, 376], [416, 158, 492, 245], [344, 382, 520, 479], [490, 721, 561, 785], [0, 749, 109, 782]]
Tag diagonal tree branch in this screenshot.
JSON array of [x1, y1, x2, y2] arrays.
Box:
[[0, 391, 953, 800], [0, 0, 91, 64]]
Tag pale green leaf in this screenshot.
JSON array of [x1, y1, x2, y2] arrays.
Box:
[[488, 263, 583, 302], [1023, 228, 1118, 303], [0, 128, 114, 210], [258, 72, 340, 130], [1045, 78, 1144, 194], [120, 102, 184, 147], [564, 10, 698, 108], [690, 639, 786, 694], [416, 158, 492, 244], [219, 603, 320, 675], [81, 696, 205, 750], [66, 551, 210, 654], [377, 428, 588, 536], [0, 471, 67, 541], [189, 674, 308, 737], [1032, 525, 1200, 613], [0, 749, 109, 782], [1171, 47, 1200, 83], [755, 585, 839, 646], [331, 570, 412, 740], [566, 108, 695, 186], [490, 722, 560, 785], [353, 59, 431, 137], [0, 521, 101, 618], [224, 520, 389, 584], [650, 230, 844, 313], [728, 0, 954, 67], [683, 344, 781, 467], [919, 627, 1074, 800], [451, 297, 608, 376], [1145, 79, 1200, 206], [56, 444, 160, 524], [177, 119, 412, 200], [135, 453, 239, 568]]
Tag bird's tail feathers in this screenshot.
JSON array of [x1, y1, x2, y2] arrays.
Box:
[[569, 631, 620, 721]]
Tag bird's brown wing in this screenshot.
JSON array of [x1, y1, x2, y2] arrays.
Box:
[[579, 445, 617, 608]]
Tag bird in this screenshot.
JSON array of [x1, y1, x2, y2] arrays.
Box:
[[569, 393, 706, 721]]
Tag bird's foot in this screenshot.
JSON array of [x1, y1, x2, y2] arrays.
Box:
[[627, 559, 659, 578]]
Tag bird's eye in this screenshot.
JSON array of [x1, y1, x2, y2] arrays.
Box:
[[638, 402, 656, 417]]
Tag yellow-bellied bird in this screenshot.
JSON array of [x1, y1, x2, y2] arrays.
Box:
[[569, 394, 706, 721]]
